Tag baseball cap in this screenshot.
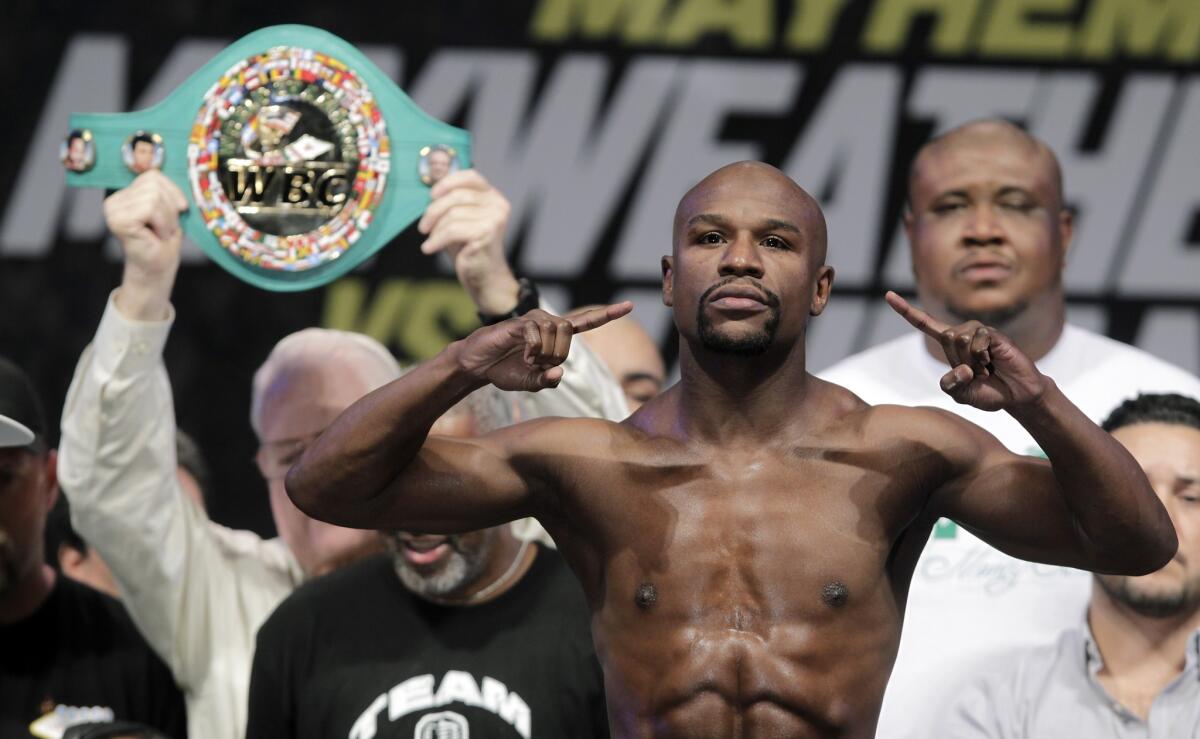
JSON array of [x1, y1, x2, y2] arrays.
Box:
[[0, 356, 46, 448], [0, 414, 33, 447]]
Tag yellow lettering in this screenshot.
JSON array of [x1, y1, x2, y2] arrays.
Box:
[[861, 0, 981, 55], [1077, 0, 1200, 62], [529, 0, 670, 43], [321, 279, 479, 361], [980, 0, 1073, 57], [321, 278, 415, 347], [284, 168, 313, 204], [397, 283, 480, 361], [785, 0, 851, 51], [662, 0, 772, 49]]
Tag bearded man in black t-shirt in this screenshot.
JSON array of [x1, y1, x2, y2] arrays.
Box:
[[0, 357, 187, 738], [246, 388, 608, 739]]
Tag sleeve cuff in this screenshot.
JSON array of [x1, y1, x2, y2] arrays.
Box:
[[93, 290, 176, 377]]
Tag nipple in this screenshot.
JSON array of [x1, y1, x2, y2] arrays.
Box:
[[822, 580, 849, 608], [635, 582, 658, 610]]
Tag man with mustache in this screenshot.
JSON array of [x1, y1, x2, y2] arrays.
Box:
[[245, 388, 607, 738], [944, 393, 1200, 736], [284, 160, 1179, 737], [0, 358, 185, 739], [819, 119, 1200, 738]]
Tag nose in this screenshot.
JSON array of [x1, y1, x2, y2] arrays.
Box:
[[717, 233, 765, 278], [962, 204, 1004, 247]]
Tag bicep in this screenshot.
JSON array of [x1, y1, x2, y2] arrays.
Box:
[[371, 418, 570, 534], [927, 416, 1091, 569]]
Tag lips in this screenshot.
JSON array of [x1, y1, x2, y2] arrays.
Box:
[[398, 535, 451, 566], [956, 257, 1014, 283], [707, 283, 770, 312]]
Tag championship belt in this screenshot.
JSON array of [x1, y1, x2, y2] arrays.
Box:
[[63, 25, 470, 291]]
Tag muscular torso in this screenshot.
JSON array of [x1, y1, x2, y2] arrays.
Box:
[[536, 385, 952, 738]]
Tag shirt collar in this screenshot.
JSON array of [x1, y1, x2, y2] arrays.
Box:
[[1079, 615, 1200, 680]]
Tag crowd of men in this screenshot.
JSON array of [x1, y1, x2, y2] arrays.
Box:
[[2, 118, 1199, 738]]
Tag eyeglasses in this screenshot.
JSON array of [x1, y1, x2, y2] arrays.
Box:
[[254, 429, 324, 481]]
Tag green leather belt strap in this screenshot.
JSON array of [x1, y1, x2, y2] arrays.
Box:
[[65, 24, 471, 291]]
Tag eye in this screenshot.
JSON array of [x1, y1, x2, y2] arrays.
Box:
[[698, 231, 725, 244], [999, 198, 1034, 212], [931, 201, 964, 214], [761, 235, 790, 250]]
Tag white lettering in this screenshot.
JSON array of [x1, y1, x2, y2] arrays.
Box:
[[348, 694, 388, 739], [1120, 78, 1200, 295], [612, 59, 802, 280], [1, 35, 125, 256], [389, 673, 435, 719], [1029, 72, 1173, 291], [434, 669, 484, 709], [782, 65, 901, 285]]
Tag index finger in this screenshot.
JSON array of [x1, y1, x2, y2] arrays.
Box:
[[567, 301, 634, 334], [429, 168, 489, 199], [885, 291, 949, 339]]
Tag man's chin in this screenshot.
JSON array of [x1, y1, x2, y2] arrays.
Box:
[[944, 296, 1027, 327], [1099, 573, 1198, 619]]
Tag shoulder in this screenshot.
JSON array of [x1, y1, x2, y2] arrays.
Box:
[[54, 578, 170, 665], [1066, 326, 1200, 392], [56, 576, 132, 626], [948, 629, 1081, 717]]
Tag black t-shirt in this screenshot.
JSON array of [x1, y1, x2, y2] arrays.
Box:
[[0, 576, 187, 738], [247, 545, 608, 738]]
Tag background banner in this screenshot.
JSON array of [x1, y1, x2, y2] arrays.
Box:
[[3, 0, 1198, 534]]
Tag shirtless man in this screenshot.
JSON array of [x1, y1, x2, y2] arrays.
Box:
[[286, 161, 1176, 737]]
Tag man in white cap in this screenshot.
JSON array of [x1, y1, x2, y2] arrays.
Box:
[[0, 355, 185, 738]]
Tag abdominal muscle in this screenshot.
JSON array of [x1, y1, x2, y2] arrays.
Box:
[[596, 613, 897, 739]]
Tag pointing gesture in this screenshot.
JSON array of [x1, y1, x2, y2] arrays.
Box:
[[886, 292, 1046, 411], [454, 302, 635, 392]]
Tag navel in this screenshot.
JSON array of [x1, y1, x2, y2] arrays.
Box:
[[635, 582, 658, 610], [822, 580, 849, 608]]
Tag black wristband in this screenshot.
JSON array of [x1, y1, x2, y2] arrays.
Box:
[[478, 277, 541, 325]]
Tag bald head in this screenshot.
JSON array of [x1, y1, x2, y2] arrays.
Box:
[[674, 161, 828, 265], [909, 119, 1064, 210]]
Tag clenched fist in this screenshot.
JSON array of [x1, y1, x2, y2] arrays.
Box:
[[104, 171, 189, 321]]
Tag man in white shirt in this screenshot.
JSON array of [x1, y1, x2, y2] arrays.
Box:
[[57, 170, 625, 738], [818, 119, 1200, 739]]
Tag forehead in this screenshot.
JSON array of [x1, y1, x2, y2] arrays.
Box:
[[912, 138, 1058, 201], [258, 362, 376, 438], [1112, 423, 1200, 469], [676, 170, 819, 236]]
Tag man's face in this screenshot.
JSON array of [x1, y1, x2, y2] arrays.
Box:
[[1097, 423, 1200, 618], [427, 150, 451, 183], [256, 365, 382, 577], [663, 164, 832, 357], [0, 447, 56, 597], [906, 137, 1071, 326], [131, 141, 155, 173], [67, 138, 86, 169], [385, 411, 507, 598]]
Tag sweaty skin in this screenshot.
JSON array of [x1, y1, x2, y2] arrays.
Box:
[[287, 162, 1176, 737]]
